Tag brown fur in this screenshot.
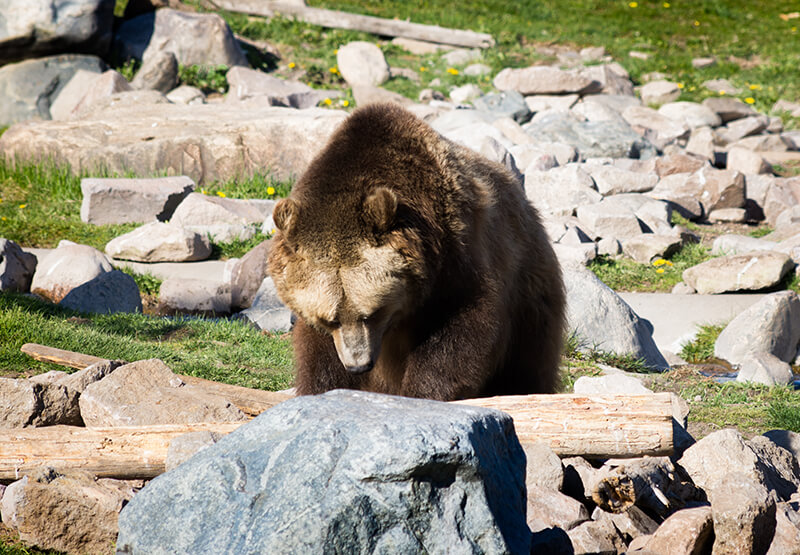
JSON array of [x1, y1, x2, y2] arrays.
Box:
[[267, 103, 566, 401]]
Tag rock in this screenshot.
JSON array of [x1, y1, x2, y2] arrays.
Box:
[[657, 101, 722, 129], [522, 442, 564, 491], [526, 484, 590, 532], [462, 63, 491, 76], [685, 126, 716, 161], [606, 193, 674, 234], [639, 80, 681, 106], [166, 84, 205, 105], [0, 54, 106, 126], [226, 66, 336, 109], [585, 164, 658, 195], [493, 118, 536, 147], [573, 374, 652, 395], [640, 506, 714, 554], [130, 50, 179, 93], [711, 234, 777, 256], [0, 378, 82, 427], [78, 358, 247, 426], [525, 93, 580, 114], [678, 429, 800, 501], [509, 144, 558, 172], [230, 239, 271, 310], [0, 469, 136, 555], [763, 430, 800, 461], [768, 501, 800, 554], [703, 78, 742, 95], [563, 267, 669, 370], [577, 64, 635, 96], [621, 234, 683, 264], [654, 152, 708, 177], [524, 165, 602, 217], [472, 90, 531, 123], [573, 94, 641, 122], [0, 0, 115, 65], [718, 115, 770, 144], [524, 111, 657, 159], [59, 269, 143, 315], [336, 41, 390, 87], [727, 145, 772, 175], [441, 48, 481, 66], [622, 105, 689, 150], [683, 251, 793, 294], [441, 122, 515, 155], [170, 192, 274, 243], [30, 242, 114, 303], [115, 8, 248, 68], [715, 291, 800, 366], [592, 505, 659, 544], [0, 239, 37, 293], [0, 104, 347, 184], [352, 84, 412, 107], [567, 517, 627, 554], [449, 84, 482, 104], [763, 177, 800, 227], [116, 390, 532, 554], [707, 207, 747, 223], [692, 57, 716, 68], [235, 277, 294, 332], [105, 222, 212, 263], [702, 96, 757, 123], [59, 359, 124, 394], [69, 69, 134, 119], [494, 65, 599, 95], [49, 69, 104, 120], [165, 431, 223, 472], [158, 278, 231, 315], [391, 37, 448, 55], [651, 167, 746, 217], [80, 175, 195, 225], [737, 352, 794, 386], [711, 473, 775, 553], [576, 200, 644, 240]]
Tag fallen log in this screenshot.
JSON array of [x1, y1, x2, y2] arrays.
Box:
[[211, 0, 495, 49], [0, 393, 673, 480], [20, 343, 291, 416]]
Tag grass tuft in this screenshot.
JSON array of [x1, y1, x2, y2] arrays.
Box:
[[680, 323, 726, 363]]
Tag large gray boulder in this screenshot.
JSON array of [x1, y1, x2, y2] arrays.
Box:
[[0, 54, 106, 126], [0, 0, 115, 65], [30, 241, 114, 303], [114, 8, 247, 68], [563, 267, 669, 370], [81, 176, 195, 225], [682, 252, 794, 294], [58, 269, 143, 315], [0, 239, 37, 293], [0, 378, 82, 427], [0, 104, 346, 183], [105, 222, 212, 263], [236, 276, 294, 332], [116, 390, 531, 554]]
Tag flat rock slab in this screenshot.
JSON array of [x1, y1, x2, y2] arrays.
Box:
[[682, 251, 794, 294], [0, 104, 347, 184], [80, 176, 195, 225], [116, 390, 531, 554], [105, 222, 212, 263]]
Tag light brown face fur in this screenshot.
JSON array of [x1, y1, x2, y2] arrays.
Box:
[[272, 240, 412, 374]]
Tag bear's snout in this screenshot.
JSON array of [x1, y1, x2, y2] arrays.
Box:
[[345, 361, 375, 375], [331, 321, 382, 375]]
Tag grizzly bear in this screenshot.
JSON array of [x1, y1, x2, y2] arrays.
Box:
[[267, 103, 565, 401]]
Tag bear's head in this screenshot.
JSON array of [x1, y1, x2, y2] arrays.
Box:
[[268, 186, 426, 374]]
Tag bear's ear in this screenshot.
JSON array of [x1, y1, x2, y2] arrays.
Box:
[[272, 198, 299, 242], [362, 187, 398, 234]]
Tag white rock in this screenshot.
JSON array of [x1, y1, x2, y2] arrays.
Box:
[[336, 41, 389, 87], [573, 374, 652, 395], [30, 242, 113, 303], [105, 222, 212, 262], [726, 146, 772, 175], [639, 80, 681, 106], [736, 352, 794, 386], [657, 101, 721, 129]]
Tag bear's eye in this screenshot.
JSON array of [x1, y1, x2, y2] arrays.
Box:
[[320, 317, 340, 329]]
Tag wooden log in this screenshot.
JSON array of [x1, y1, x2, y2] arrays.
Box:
[[211, 0, 495, 48], [20, 343, 291, 416]]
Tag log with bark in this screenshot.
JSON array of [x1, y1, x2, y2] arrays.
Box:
[[210, 0, 495, 48]]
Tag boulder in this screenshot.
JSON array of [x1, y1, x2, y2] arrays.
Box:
[[227, 66, 337, 109], [639, 506, 714, 554], [717, 115, 770, 145], [235, 277, 294, 332], [567, 518, 627, 554], [116, 390, 532, 554], [524, 165, 601, 217], [622, 105, 690, 150], [584, 164, 658, 195], [494, 65, 599, 95], [472, 90, 531, 123], [522, 442, 564, 492], [0, 54, 106, 126], [604, 192, 673, 234], [0, 0, 115, 65], [0, 378, 82, 427], [105, 222, 212, 263], [170, 193, 274, 243], [524, 111, 657, 159], [736, 352, 794, 386], [58, 359, 124, 394], [0, 239, 37, 293], [69, 69, 133, 119], [80, 175, 195, 225], [30, 242, 113, 303], [563, 267, 669, 370], [657, 101, 722, 129], [702, 96, 757, 123], [158, 278, 231, 315], [685, 126, 716, 161], [78, 358, 247, 426], [165, 431, 223, 472], [654, 152, 708, 177], [727, 145, 772, 175], [230, 239, 271, 310], [0, 104, 347, 184], [576, 200, 644, 240], [639, 80, 681, 106], [59, 269, 143, 315], [683, 251, 794, 295], [526, 485, 590, 531], [0, 469, 136, 555], [577, 63, 635, 96], [49, 69, 103, 120], [336, 41, 390, 87], [115, 8, 247, 68], [621, 234, 683, 264], [130, 50, 179, 93], [715, 291, 800, 366]]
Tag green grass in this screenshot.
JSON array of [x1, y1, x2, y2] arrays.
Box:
[[119, 267, 162, 297], [680, 323, 726, 363], [562, 332, 652, 375], [0, 292, 293, 390], [767, 400, 800, 432], [588, 242, 712, 292]]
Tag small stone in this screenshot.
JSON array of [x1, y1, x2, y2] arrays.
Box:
[[494, 66, 598, 95], [726, 146, 772, 175], [702, 96, 757, 123], [166, 85, 205, 105], [621, 234, 683, 264], [131, 50, 179, 93], [692, 57, 716, 69], [441, 48, 481, 66], [736, 352, 794, 386], [707, 207, 747, 223], [703, 78, 743, 95], [473, 90, 531, 123], [639, 80, 681, 106], [336, 41, 390, 87], [522, 442, 564, 491]]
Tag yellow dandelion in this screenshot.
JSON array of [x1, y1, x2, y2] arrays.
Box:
[[329, 66, 339, 75], [270, 227, 277, 235], [1, 216, 5, 221], [342, 100, 350, 107], [288, 62, 296, 69], [652, 259, 667, 267], [629, 1, 638, 7], [18, 204, 26, 209], [749, 84, 762, 90], [663, 2, 670, 7], [689, 86, 697, 91], [656, 268, 665, 274], [745, 97, 756, 104], [323, 97, 333, 106], [216, 191, 226, 198], [447, 67, 459, 75], [333, 49, 338, 55], [793, 26, 797, 32], [719, 90, 726, 95], [419, 66, 428, 72], [694, 20, 701, 26], [267, 186, 276, 196], [677, 83, 685, 89]]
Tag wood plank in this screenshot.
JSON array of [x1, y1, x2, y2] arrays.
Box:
[[21, 343, 108, 370], [212, 0, 495, 48]]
